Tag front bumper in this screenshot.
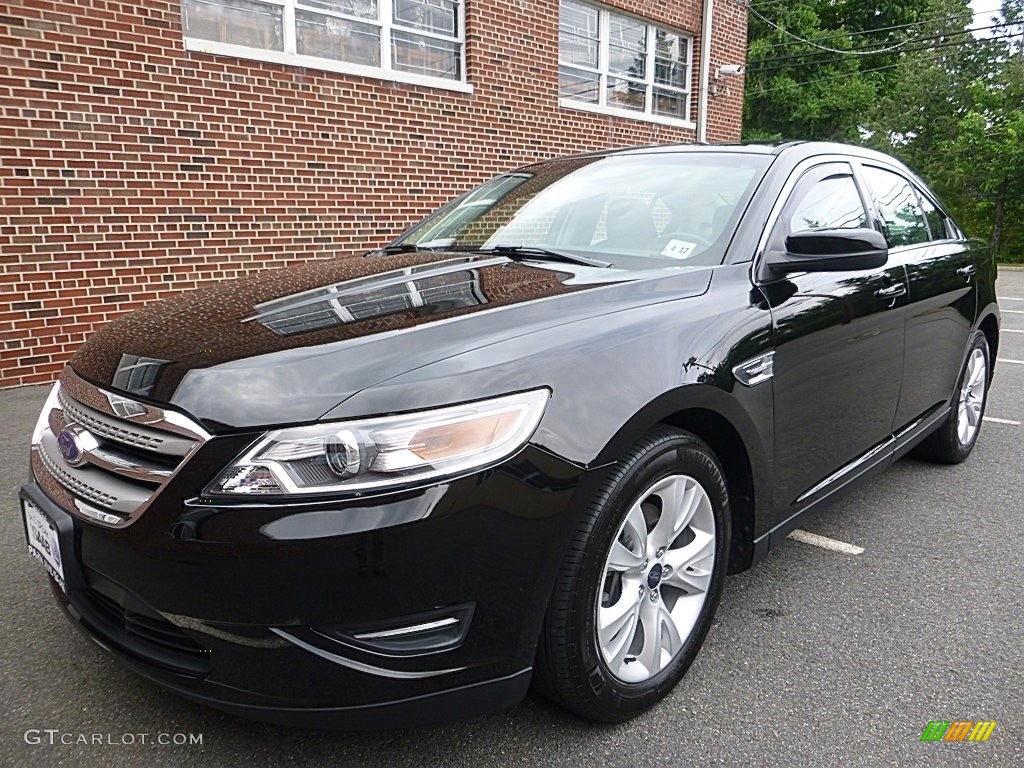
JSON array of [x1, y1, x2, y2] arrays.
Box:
[[19, 445, 595, 729]]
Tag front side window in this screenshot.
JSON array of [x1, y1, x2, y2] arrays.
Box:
[[182, 0, 466, 85], [765, 164, 868, 257], [786, 174, 868, 234], [558, 0, 693, 124], [394, 153, 770, 267], [861, 166, 929, 248]]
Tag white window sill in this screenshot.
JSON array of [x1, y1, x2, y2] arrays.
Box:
[[184, 38, 474, 94], [559, 98, 696, 130]]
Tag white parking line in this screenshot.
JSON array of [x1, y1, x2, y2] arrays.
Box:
[[787, 529, 864, 555], [983, 416, 1022, 426], [1004, 309, 1024, 314], [1005, 329, 1024, 334], [998, 296, 1024, 301], [997, 358, 1024, 365]]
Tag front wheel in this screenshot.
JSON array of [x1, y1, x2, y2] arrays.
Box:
[[533, 427, 730, 722], [913, 333, 990, 464]]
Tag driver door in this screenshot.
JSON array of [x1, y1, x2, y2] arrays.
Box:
[[763, 162, 908, 521]]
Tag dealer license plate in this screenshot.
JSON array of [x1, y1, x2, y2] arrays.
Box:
[[23, 499, 65, 593]]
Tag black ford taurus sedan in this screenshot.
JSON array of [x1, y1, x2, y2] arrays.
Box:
[[21, 141, 999, 728]]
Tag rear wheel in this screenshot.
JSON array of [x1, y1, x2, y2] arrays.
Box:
[[914, 333, 990, 464], [534, 427, 729, 722]]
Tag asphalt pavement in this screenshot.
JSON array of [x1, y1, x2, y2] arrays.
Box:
[[1, 269, 1022, 768]]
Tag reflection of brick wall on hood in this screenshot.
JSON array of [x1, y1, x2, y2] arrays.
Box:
[[69, 251, 580, 403], [0, 1, 746, 389]]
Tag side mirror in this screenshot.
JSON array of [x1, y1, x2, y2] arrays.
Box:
[[765, 228, 888, 275]]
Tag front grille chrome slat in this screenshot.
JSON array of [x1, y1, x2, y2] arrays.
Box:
[[80, 444, 174, 484], [31, 367, 210, 528], [58, 390, 196, 457]]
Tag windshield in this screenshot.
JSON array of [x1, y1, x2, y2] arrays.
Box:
[[393, 152, 771, 267]]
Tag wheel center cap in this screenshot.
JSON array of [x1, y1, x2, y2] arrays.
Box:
[[647, 563, 663, 589]]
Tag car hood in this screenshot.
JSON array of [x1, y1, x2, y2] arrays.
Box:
[[69, 251, 712, 429]]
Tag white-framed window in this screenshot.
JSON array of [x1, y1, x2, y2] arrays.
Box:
[[558, 0, 693, 127], [181, 0, 470, 92]]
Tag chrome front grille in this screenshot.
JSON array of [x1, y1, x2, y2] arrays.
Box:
[[31, 367, 210, 528]]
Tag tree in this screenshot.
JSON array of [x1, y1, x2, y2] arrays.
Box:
[[743, 0, 1024, 262], [941, 55, 1024, 258], [743, 0, 935, 141]]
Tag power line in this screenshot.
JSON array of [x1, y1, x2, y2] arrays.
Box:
[[748, 6, 909, 55], [746, 3, 1003, 52], [752, 21, 1016, 72], [749, 32, 1019, 99], [747, 32, 1020, 98]]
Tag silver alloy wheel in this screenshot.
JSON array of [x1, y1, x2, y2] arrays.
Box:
[[596, 474, 716, 683], [957, 348, 987, 446]]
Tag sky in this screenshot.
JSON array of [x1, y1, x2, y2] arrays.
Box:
[[970, 0, 1006, 37]]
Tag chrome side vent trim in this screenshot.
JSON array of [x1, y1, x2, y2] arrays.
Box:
[[733, 351, 775, 387]]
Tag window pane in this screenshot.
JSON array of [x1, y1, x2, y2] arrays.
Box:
[[654, 29, 687, 89], [607, 76, 646, 111], [393, 0, 458, 37], [559, 66, 599, 102], [788, 175, 867, 233], [296, 11, 381, 66], [395, 154, 771, 267], [608, 14, 647, 78], [653, 87, 687, 119], [862, 167, 929, 247], [183, 0, 283, 50], [560, 30, 598, 68], [392, 30, 460, 79], [559, 0, 599, 68], [298, 0, 378, 20], [915, 186, 948, 241]]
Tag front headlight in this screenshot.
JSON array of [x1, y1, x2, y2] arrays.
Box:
[[206, 389, 550, 496]]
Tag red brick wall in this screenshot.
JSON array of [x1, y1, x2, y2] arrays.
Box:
[[0, 0, 745, 388]]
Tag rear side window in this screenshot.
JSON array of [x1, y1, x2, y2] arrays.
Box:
[[861, 166, 929, 247], [914, 185, 954, 241]]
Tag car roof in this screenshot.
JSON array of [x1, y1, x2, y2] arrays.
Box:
[[539, 140, 919, 179], [609, 140, 902, 162]]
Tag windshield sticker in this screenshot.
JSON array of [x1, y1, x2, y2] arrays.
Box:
[[660, 239, 698, 259]]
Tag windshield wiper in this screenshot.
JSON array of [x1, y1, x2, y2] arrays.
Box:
[[479, 245, 612, 269], [377, 243, 436, 255]]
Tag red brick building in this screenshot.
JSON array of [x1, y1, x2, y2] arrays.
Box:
[[0, 0, 746, 388]]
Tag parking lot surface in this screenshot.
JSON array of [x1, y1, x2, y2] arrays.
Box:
[[2, 269, 1022, 767]]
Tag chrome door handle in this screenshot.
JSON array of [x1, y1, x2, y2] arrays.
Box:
[[875, 283, 907, 298], [957, 264, 976, 277]]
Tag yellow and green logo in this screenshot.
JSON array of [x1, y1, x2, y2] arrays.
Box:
[[921, 720, 996, 742]]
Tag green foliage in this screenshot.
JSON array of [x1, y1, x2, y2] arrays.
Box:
[[743, 0, 1024, 262]]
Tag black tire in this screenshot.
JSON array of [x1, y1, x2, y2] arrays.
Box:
[[533, 426, 730, 722], [913, 332, 990, 464]]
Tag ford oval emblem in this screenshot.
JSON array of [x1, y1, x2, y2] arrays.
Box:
[[57, 428, 84, 467]]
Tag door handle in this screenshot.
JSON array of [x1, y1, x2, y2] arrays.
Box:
[[875, 283, 907, 298], [957, 264, 976, 278]]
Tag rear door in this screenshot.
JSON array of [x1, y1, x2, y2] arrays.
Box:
[[764, 161, 908, 518], [857, 164, 976, 431]]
